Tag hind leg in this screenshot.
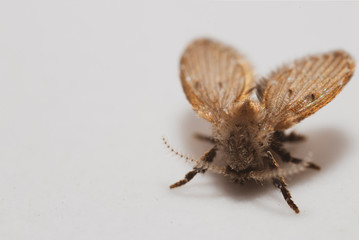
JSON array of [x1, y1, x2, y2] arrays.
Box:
[[274, 131, 305, 142], [271, 131, 320, 170], [194, 133, 216, 144], [271, 145, 320, 170]]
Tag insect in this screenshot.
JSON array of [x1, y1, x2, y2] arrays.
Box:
[[165, 38, 355, 214]]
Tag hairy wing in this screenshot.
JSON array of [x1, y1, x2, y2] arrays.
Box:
[[180, 39, 254, 123], [257, 50, 355, 130]]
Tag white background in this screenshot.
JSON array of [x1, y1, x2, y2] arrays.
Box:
[[0, 1, 359, 240]]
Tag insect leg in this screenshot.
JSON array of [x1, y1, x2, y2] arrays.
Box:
[[266, 153, 300, 214], [170, 146, 217, 189], [273, 177, 300, 214], [274, 131, 305, 142], [194, 133, 216, 144], [271, 145, 320, 170]]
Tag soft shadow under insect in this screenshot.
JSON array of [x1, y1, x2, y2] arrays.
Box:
[[283, 127, 350, 184]]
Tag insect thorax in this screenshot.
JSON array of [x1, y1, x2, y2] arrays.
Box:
[[221, 124, 265, 171], [213, 101, 270, 172]]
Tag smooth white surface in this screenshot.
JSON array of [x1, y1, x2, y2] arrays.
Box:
[[0, 1, 359, 239]]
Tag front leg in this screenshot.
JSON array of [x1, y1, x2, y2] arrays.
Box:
[[272, 177, 299, 214], [266, 152, 300, 214], [170, 146, 217, 189]]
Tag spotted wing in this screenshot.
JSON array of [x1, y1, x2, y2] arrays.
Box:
[[257, 50, 355, 130], [180, 39, 254, 123]]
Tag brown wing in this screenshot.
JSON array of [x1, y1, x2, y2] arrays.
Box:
[[257, 50, 355, 130], [180, 39, 254, 123]]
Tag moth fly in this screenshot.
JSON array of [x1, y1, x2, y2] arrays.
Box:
[[165, 38, 355, 213]]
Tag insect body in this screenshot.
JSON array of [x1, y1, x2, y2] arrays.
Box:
[[168, 39, 355, 213]]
